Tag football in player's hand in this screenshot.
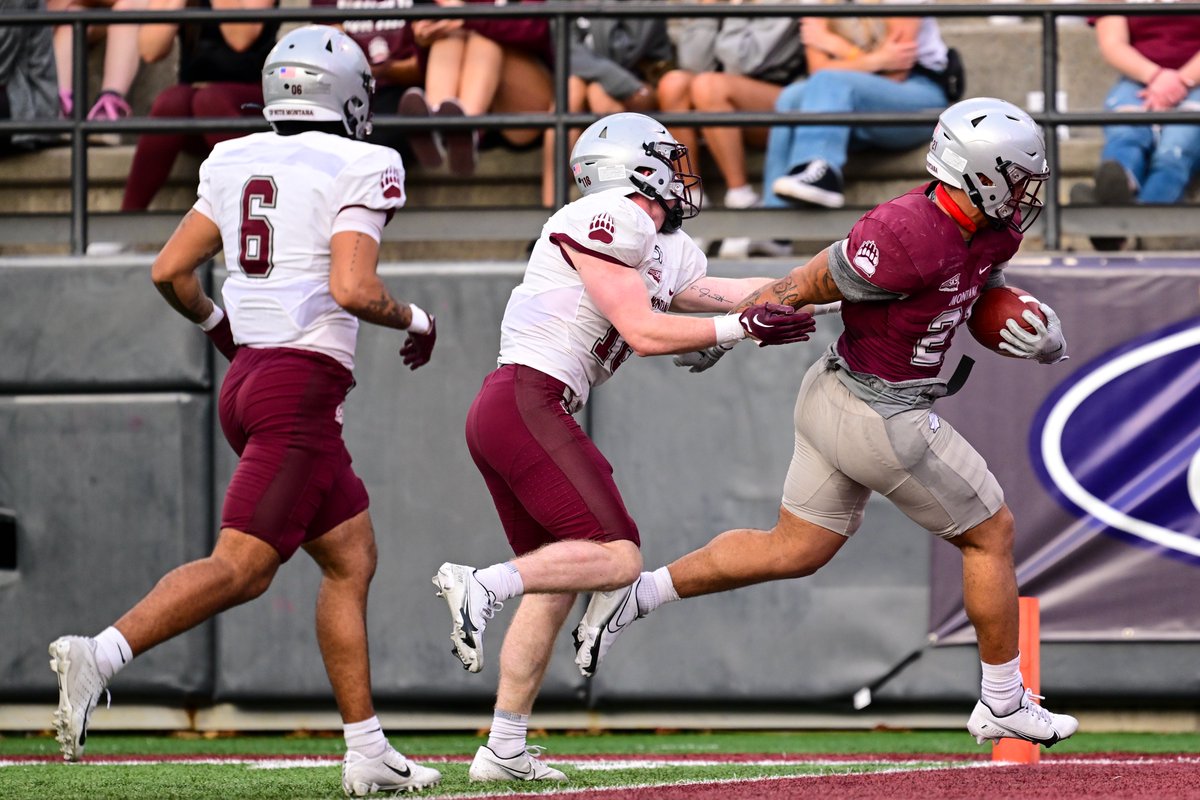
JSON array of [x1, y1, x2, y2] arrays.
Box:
[[967, 286, 1048, 355]]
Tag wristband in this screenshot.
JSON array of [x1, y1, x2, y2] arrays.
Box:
[[812, 301, 842, 316], [713, 313, 747, 346], [407, 303, 432, 334], [198, 304, 225, 332]]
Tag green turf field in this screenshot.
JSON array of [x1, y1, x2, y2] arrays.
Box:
[[3, 731, 1199, 799]]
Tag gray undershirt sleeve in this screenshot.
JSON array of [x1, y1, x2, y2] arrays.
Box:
[[984, 263, 1008, 289], [827, 239, 906, 302]]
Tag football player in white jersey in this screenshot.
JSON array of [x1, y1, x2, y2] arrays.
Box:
[[431, 112, 819, 782], [47, 26, 441, 795]]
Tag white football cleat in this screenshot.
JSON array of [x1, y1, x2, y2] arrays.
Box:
[[48, 636, 110, 762], [967, 689, 1079, 748], [572, 577, 645, 678], [432, 562, 501, 673], [341, 745, 441, 796], [468, 745, 567, 782]]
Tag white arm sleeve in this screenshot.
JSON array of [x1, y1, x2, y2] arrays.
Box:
[[332, 206, 388, 242]]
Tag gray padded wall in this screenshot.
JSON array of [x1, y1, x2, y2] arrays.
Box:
[[0, 258, 209, 391], [213, 266, 587, 703], [0, 394, 213, 696]]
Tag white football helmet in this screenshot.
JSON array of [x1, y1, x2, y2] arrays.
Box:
[[926, 97, 1049, 233], [262, 25, 375, 139], [570, 112, 700, 232]]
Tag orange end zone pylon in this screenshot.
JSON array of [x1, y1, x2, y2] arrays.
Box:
[[993, 596, 1041, 764]]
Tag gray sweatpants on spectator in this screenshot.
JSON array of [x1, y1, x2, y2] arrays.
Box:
[[0, 0, 59, 150]]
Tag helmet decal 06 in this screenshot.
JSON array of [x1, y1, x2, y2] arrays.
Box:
[[926, 97, 1049, 233], [569, 113, 701, 233], [262, 25, 375, 139]]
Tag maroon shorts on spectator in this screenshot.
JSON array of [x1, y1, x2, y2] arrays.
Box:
[[218, 347, 369, 561], [465, 364, 640, 556]]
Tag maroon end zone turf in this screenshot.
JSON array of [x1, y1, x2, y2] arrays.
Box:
[[513, 755, 1200, 800]]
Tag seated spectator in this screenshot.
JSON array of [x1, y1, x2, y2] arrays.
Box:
[[542, 6, 674, 204], [661, 0, 806, 213], [48, 0, 146, 141], [399, 0, 553, 177], [1072, 11, 1200, 251], [0, 0, 60, 153], [89, 0, 276, 253], [766, 2, 953, 210], [313, 0, 423, 163]]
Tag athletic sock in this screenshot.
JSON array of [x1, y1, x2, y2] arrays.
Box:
[[981, 654, 1024, 716], [343, 715, 388, 759], [636, 567, 680, 615], [486, 708, 528, 759], [474, 561, 523, 602], [93, 626, 133, 682]]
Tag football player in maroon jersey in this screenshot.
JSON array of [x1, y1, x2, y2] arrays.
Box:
[[573, 97, 1077, 749]]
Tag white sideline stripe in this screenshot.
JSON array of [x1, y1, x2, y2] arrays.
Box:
[[4, 754, 1196, 772]]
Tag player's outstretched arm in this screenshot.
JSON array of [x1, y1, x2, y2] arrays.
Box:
[[151, 208, 238, 360], [732, 247, 845, 314], [329, 231, 436, 369]]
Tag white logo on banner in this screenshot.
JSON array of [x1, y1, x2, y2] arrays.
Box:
[[1040, 325, 1200, 557]]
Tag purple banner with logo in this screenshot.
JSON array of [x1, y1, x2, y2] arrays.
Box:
[[930, 255, 1200, 643]]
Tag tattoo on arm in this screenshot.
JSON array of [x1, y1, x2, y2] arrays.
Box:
[[359, 288, 413, 330], [155, 281, 193, 319], [732, 257, 842, 312], [696, 286, 729, 304]]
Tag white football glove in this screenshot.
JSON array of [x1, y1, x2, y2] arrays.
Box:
[[673, 342, 736, 373], [998, 302, 1068, 364]]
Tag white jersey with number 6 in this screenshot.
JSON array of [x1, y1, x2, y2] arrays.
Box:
[[498, 188, 708, 410], [194, 130, 406, 371]]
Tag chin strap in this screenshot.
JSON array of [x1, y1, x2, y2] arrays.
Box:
[[935, 182, 978, 234]]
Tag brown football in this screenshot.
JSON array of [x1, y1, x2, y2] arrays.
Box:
[[966, 285, 1048, 355]]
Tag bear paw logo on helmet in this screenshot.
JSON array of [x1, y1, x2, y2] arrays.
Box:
[[588, 212, 615, 244]]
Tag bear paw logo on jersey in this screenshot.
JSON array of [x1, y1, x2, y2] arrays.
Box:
[[589, 212, 615, 244], [380, 166, 402, 199], [1031, 317, 1200, 564], [853, 240, 880, 276]]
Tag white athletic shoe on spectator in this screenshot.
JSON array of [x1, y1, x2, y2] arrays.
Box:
[[341, 745, 441, 795], [432, 562, 501, 673], [967, 689, 1079, 747], [572, 577, 645, 678], [468, 745, 567, 782], [48, 636, 110, 762]]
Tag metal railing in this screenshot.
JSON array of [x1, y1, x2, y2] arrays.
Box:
[[3, 2, 1200, 252]]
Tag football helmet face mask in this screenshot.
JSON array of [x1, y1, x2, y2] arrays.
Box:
[[570, 112, 701, 233], [262, 25, 375, 139], [926, 97, 1049, 233]]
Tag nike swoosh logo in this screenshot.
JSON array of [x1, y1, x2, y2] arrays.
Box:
[[979, 265, 990, 274], [386, 762, 412, 778], [459, 593, 478, 648], [752, 314, 771, 328]]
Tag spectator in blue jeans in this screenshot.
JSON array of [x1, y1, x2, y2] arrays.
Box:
[[765, 9, 951, 209], [1071, 12, 1200, 251], [1093, 13, 1200, 206]]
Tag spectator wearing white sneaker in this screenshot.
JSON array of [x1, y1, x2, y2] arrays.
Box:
[[539, 5, 673, 208], [432, 112, 817, 783], [573, 98, 1079, 752], [765, 2, 954, 211], [50, 28, 441, 795], [660, 1, 809, 258], [47, 0, 146, 140]]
